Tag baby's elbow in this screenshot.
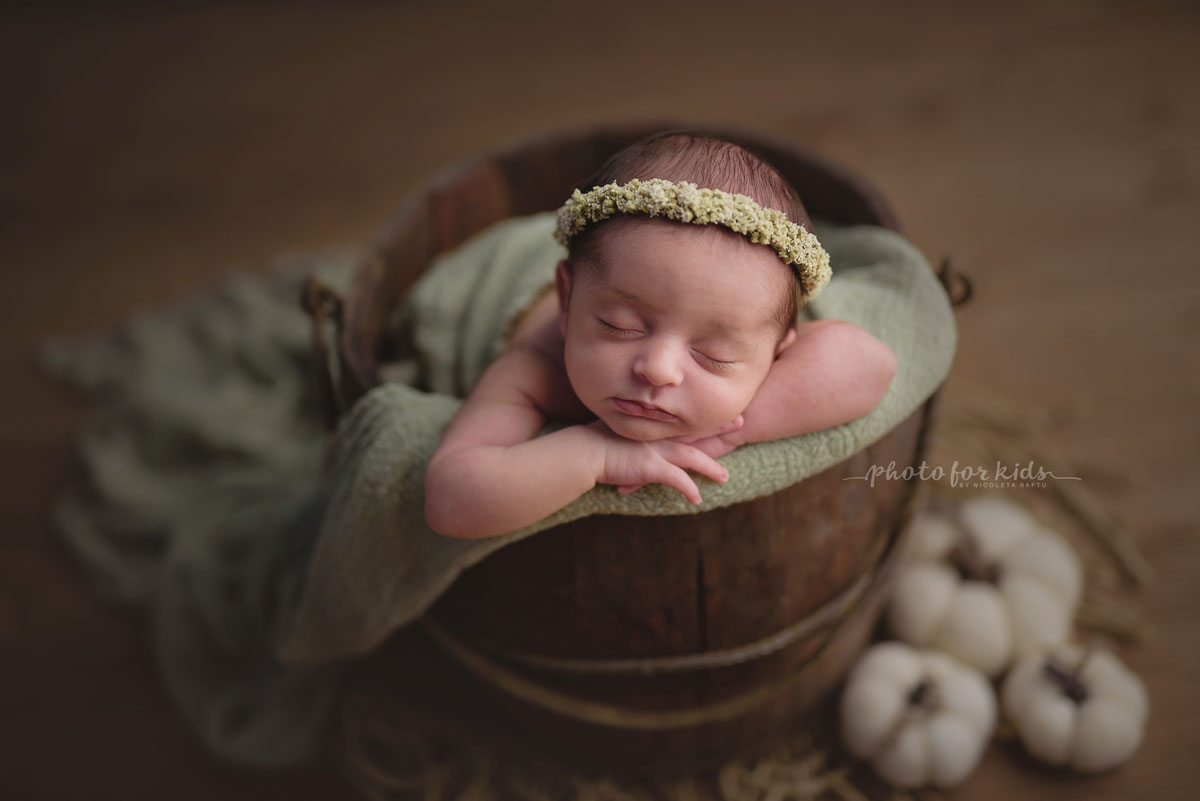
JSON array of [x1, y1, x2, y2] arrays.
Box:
[[423, 463, 473, 539], [847, 331, 897, 420], [425, 495, 483, 539], [424, 494, 459, 538], [424, 487, 453, 538], [874, 341, 898, 398]]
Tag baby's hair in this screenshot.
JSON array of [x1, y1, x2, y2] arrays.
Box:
[[565, 127, 814, 333]]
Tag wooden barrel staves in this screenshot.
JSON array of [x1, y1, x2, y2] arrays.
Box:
[[320, 121, 944, 773]]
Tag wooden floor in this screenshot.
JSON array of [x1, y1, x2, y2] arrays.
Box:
[[1, 1, 1197, 798]]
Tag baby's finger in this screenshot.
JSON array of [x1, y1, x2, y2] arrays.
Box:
[[658, 464, 702, 505], [618, 484, 645, 495], [662, 442, 729, 485], [689, 437, 731, 460]]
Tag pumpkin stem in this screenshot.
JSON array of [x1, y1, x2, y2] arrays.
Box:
[[908, 678, 933, 708], [950, 533, 1000, 584], [1043, 654, 1090, 704], [879, 678, 940, 753]]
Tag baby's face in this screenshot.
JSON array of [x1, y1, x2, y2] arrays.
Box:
[[558, 220, 795, 441]]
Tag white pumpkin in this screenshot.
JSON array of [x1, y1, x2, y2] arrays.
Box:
[[888, 496, 1083, 676], [1002, 642, 1148, 772], [840, 641, 996, 788]]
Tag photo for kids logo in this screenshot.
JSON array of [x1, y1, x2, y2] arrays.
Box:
[[844, 459, 1080, 489]]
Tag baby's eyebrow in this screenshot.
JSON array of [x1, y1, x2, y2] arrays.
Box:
[[699, 315, 764, 342], [700, 317, 740, 337], [597, 284, 644, 306], [694, 322, 760, 356]]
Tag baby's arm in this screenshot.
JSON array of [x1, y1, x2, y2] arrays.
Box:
[[689, 320, 897, 458], [424, 344, 728, 539]]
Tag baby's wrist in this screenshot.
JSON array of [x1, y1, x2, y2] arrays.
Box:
[[725, 427, 749, 448], [574, 421, 611, 485]]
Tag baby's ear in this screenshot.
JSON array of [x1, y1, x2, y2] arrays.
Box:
[[775, 326, 798, 357], [554, 259, 572, 314]]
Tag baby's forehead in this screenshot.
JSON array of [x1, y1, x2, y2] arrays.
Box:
[[602, 218, 791, 280], [597, 219, 779, 271], [580, 216, 797, 327], [607, 215, 754, 249]]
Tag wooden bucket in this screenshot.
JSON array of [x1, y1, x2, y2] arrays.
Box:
[[308, 121, 954, 774]]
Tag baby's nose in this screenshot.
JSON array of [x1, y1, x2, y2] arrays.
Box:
[[633, 340, 683, 387]]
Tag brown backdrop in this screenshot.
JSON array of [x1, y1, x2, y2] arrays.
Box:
[[1, 2, 1196, 799]]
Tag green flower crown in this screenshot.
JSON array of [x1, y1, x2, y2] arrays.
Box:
[[553, 178, 831, 302]]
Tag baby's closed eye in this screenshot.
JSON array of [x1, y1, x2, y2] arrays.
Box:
[[596, 316, 643, 337], [692, 349, 738, 371]]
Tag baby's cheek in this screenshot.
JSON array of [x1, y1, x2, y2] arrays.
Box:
[[695, 382, 748, 433], [726, 379, 763, 424]]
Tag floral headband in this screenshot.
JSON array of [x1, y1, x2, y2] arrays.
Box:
[[553, 178, 831, 303]]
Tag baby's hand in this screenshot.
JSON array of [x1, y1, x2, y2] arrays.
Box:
[[614, 416, 743, 497], [670, 415, 746, 460], [587, 421, 729, 505]]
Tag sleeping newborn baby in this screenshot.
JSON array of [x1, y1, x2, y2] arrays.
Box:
[[424, 130, 897, 539]]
